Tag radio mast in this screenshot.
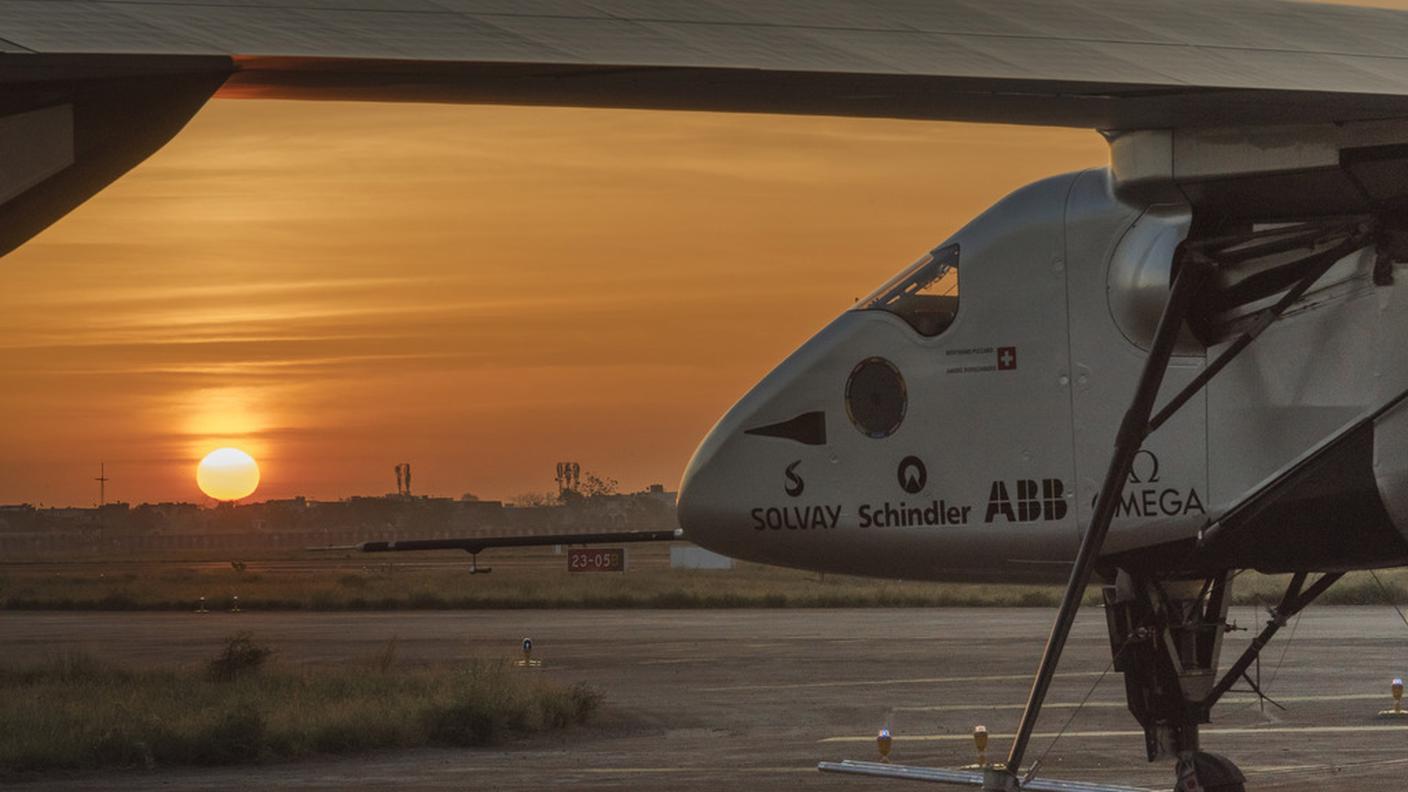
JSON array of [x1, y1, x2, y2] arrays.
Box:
[[95, 462, 109, 507]]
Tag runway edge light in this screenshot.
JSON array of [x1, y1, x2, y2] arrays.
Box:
[[960, 724, 991, 769], [876, 728, 892, 763], [1378, 677, 1407, 718], [514, 637, 542, 668]]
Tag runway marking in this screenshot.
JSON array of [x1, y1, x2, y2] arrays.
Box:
[[1219, 692, 1387, 705], [570, 767, 813, 774], [1241, 757, 1408, 774], [897, 701, 1120, 712], [637, 658, 700, 665], [893, 692, 1389, 712], [699, 670, 1105, 692], [820, 724, 1408, 743]]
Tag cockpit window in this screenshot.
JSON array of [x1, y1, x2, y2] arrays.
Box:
[[855, 244, 959, 337]]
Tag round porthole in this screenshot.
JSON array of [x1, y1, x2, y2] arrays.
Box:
[[845, 357, 906, 439]]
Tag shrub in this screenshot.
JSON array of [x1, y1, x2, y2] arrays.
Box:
[[424, 698, 504, 746], [311, 717, 402, 754], [0, 656, 603, 776], [539, 683, 602, 729], [91, 728, 156, 770], [206, 633, 273, 682], [51, 650, 110, 683], [192, 706, 267, 764]]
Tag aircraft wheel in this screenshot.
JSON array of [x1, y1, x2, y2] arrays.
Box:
[[1175, 752, 1246, 792]]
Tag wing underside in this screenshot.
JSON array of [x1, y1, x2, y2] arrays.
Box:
[[5, 2, 1408, 263], [5, 0, 1408, 130]]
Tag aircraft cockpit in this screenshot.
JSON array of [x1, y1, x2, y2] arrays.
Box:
[[854, 244, 959, 337]]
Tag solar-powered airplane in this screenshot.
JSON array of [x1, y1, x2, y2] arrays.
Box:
[[8, 1, 1408, 790]]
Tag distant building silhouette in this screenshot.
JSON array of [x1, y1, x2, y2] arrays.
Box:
[[0, 484, 678, 560]]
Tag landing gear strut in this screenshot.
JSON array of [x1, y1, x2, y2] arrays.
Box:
[[1103, 569, 1342, 791], [1105, 570, 1243, 791], [1105, 572, 1231, 767], [995, 221, 1372, 792], [823, 215, 1376, 791]]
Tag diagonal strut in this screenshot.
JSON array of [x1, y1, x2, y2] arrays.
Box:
[[995, 252, 1213, 789]]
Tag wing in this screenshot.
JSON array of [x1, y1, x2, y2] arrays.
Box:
[[7, 1, 1408, 254], [314, 528, 683, 555], [6, 0, 1408, 130]]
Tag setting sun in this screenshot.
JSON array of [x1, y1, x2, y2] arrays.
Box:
[[196, 448, 260, 501]]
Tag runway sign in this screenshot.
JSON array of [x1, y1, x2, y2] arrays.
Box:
[[568, 547, 625, 572]]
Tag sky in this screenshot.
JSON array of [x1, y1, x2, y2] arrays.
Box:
[[0, 90, 1107, 506]]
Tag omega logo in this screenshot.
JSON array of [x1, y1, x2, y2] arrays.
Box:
[[1129, 449, 1160, 484]]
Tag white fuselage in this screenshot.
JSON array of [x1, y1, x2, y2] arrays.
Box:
[[677, 168, 1408, 583]]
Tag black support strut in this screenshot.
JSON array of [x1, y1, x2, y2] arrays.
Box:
[[996, 253, 1213, 788], [1148, 225, 1374, 434], [1201, 572, 1342, 711]]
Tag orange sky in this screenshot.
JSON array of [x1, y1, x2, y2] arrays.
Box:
[[0, 99, 1107, 506]]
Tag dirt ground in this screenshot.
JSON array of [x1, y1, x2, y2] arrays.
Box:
[[7, 607, 1408, 790]]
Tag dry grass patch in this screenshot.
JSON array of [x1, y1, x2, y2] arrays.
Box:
[[0, 559, 1068, 610], [6, 555, 1408, 611], [0, 636, 602, 779]]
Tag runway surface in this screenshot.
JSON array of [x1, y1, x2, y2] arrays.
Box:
[[6, 607, 1408, 790]]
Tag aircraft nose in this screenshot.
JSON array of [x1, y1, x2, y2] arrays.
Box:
[[676, 309, 880, 565], [677, 378, 835, 561], [677, 363, 823, 559], [676, 412, 747, 559], [678, 402, 840, 567]]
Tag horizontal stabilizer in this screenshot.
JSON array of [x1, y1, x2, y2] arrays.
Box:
[[817, 760, 1152, 792]]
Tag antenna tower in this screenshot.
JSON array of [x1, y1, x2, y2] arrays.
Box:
[[95, 462, 110, 507]]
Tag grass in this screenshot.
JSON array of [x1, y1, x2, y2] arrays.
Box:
[[0, 556, 1067, 610], [5, 550, 1408, 610], [0, 636, 602, 779]]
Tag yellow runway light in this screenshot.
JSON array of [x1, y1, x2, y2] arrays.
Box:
[[876, 728, 893, 763], [959, 724, 991, 770], [974, 724, 989, 767], [1378, 677, 1407, 718]]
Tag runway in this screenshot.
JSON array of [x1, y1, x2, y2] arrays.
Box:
[[6, 607, 1408, 790]]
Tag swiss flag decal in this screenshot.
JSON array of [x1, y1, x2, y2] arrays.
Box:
[[997, 346, 1017, 371]]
